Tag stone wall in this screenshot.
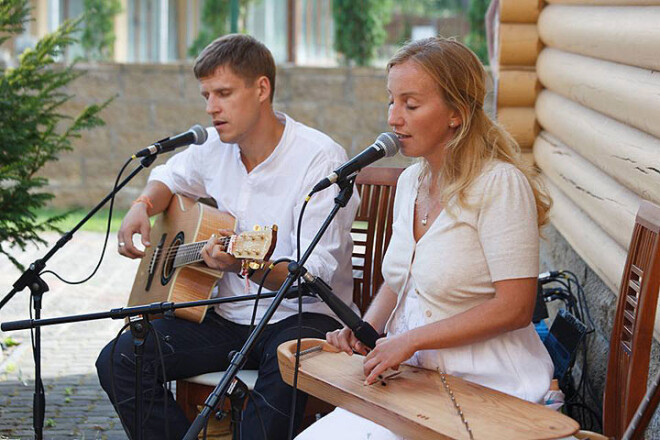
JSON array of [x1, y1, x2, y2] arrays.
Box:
[[45, 64, 395, 208], [45, 62, 494, 208]]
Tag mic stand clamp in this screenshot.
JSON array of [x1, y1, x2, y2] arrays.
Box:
[[225, 376, 248, 440]]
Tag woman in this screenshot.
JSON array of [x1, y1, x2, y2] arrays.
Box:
[[296, 36, 554, 439]]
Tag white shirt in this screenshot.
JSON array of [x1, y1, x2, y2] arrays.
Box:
[[382, 161, 554, 402], [149, 112, 359, 325]]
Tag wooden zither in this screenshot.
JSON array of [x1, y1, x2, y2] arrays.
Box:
[[127, 194, 277, 323], [277, 338, 579, 440]]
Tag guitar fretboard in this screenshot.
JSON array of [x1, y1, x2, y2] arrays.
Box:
[[171, 237, 231, 267]]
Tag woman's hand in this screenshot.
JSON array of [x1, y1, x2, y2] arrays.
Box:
[[326, 327, 369, 356], [363, 333, 416, 385]]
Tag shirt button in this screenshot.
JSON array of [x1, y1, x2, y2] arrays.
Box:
[[425, 310, 432, 317], [415, 289, 420, 295]]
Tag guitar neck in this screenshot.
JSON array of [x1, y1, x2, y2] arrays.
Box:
[[172, 237, 230, 267]]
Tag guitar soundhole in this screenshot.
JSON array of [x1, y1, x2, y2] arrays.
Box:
[[161, 232, 184, 286]]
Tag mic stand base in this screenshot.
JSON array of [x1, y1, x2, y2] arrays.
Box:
[[0, 155, 157, 440]]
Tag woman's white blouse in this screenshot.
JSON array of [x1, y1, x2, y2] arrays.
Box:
[[382, 161, 553, 402]]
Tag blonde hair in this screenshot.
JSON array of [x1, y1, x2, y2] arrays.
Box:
[[387, 37, 551, 228]]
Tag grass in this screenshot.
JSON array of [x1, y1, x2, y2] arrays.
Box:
[[34, 207, 128, 233]]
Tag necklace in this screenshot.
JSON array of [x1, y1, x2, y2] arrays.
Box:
[[416, 176, 434, 227]]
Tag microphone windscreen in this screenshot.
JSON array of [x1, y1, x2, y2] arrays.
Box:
[[190, 124, 208, 145], [376, 132, 401, 157]]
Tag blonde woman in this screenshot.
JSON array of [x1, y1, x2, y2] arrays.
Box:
[[297, 37, 554, 439]]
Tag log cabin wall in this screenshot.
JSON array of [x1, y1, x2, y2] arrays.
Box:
[[494, 0, 660, 434]]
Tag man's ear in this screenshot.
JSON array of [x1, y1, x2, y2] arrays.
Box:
[[256, 76, 271, 103]]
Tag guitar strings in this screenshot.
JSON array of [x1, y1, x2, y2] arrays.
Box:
[[161, 237, 231, 266]]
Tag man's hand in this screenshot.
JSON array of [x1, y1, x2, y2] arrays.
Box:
[[117, 203, 151, 259], [201, 229, 242, 273]]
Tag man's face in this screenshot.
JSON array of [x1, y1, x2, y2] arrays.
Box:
[[199, 65, 263, 145]]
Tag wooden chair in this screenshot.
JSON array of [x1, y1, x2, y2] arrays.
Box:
[[603, 200, 660, 439], [175, 166, 404, 433], [576, 200, 660, 440]]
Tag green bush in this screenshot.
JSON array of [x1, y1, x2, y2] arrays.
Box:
[[333, 0, 393, 67], [0, 0, 110, 270], [466, 0, 488, 64], [81, 0, 122, 61]]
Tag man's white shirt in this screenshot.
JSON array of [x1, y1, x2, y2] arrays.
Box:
[[149, 112, 359, 324]]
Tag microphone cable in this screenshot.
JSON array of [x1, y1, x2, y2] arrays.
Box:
[[39, 156, 134, 285]]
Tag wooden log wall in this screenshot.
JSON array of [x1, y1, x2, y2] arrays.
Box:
[[494, 0, 543, 167], [531, 1, 660, 332]]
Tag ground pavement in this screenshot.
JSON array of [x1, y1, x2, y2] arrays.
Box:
[[0, 232, 139, 439], [0, 231, 232, 440]]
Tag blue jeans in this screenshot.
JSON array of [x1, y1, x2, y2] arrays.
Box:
[[96, 311, 340, 440]]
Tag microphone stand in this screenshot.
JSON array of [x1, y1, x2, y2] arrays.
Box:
[[0, 154, 158, 440], [182, 177, 357, 440], [1, 292, 282, 440]]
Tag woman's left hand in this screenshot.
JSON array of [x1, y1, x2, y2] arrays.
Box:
[[363, 333, 416, 385]]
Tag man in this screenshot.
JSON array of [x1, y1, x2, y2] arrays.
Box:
[[96, 34, 358, 439]]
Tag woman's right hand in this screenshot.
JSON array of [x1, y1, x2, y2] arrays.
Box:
[[326, 327, 368, 356], [117, 203, 151, 259]]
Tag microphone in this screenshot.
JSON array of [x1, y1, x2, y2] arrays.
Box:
[[301, 272, 380, 349], [134, 124, 208, 158], [311, 132, 400, 194]]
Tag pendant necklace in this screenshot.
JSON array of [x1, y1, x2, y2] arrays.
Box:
[[416, 177, 432, 227]]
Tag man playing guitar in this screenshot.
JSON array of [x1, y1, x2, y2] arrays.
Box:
[[95, 34, 358, 440]]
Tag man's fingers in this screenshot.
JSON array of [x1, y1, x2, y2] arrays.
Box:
[[140, 223, 151, 247]]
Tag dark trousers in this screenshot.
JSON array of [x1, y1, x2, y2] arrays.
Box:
[[96, 311, 340, 440]]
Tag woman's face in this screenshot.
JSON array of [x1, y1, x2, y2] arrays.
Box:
[[387, 60, 460, 166]]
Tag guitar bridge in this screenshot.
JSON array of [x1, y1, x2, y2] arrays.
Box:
[[146, 233, 166, 291]]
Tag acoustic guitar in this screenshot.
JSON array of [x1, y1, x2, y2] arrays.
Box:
[[127, 194, 277, 323]]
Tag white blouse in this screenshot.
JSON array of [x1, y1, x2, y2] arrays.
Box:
[[382, 161, 553, 403]]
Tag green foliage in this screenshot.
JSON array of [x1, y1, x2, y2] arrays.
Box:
[[333, 0, 393, 67], [81, 0, 122, 61], [188, 0, 231, 57], [0, 0, 111, 270], [187, 0, 256, 57], [466, 0, 488, 64], [2, 336, 19, 347]]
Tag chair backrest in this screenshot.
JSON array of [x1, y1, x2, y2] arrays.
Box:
[[351, 166, 404, 314], [603, 200, 660, 439]]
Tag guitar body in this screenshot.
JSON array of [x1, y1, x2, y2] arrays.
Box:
[[128, 194, 236, 323]]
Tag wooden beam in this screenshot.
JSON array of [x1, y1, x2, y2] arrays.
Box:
[[497, 107, 538, 148], [535, 90, 660, 205], [498, 24, 541, 66], [497, 70, 539, 107], [537, 48, 660, 139], [499, 0, 542, 23], [538, 5, 660, 70], [534, 132, 639, 249], [546, 177, 660, 339], [546, 0, 660, 5], [544, 177, 626, 294]]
